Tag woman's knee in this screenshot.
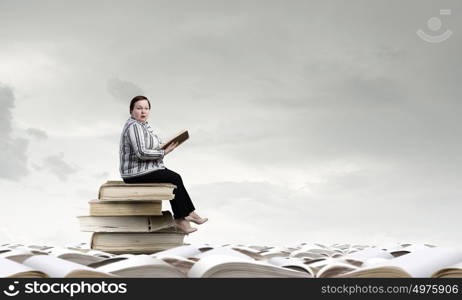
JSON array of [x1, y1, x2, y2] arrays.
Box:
[[173, 173, 183, 183], [166, 169, 182, 183]]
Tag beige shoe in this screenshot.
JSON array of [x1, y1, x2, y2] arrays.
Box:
[[174, 219, 197, 234], [187, 211, 208, 224], [185, 215, 208, 225]]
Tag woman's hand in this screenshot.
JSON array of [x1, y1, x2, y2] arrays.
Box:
[[164, 141, 179, 155]]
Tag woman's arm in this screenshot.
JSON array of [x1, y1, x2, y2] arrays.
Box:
[[127, 123, 165, 160]]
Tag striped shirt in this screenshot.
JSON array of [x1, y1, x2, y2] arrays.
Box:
[[119, 117, 166, 178]]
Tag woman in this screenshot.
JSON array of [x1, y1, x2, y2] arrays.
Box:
[[119, 95, 207, 234]]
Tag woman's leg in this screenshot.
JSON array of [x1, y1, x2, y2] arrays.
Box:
[[123, 168, 195, 219]]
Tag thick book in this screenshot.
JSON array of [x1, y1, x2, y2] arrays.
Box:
[[88, 199, 162, 216], [90, 229, 185, 254], [78, 211, 175, 232], [160, 130, 189, 150], [98, 181, 176, 201]]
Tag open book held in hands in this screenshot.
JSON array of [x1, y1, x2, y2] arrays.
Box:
[[160, 130, 189, 150]]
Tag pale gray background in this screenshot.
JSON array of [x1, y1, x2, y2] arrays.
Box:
[[0, 0, 461, 248]]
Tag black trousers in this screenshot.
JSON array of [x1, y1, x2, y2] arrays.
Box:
[[123, 168, 195, 219]]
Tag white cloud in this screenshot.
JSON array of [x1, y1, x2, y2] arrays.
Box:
[[40, 153, 79, 181], [26, 128, 48, 140], [0, 83, 29, 181], [107, 78, 144, 103]]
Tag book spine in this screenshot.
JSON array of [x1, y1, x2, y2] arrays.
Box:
[[90, 233, 96, 249], [98, 186, 104, 200]]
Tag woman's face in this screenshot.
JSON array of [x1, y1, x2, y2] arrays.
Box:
[[131, 100, 150, 122]]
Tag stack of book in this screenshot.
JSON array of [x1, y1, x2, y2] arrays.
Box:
[[78, 181, 185, 254]]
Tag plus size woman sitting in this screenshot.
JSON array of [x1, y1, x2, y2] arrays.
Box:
[[119, 95, 207, 234]]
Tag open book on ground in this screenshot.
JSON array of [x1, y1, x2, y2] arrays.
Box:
[[187, 254, 312, 278], [98, 181, 176, 201], [9, 255, 115, 278], [153, 244, 213, 260], [0, 248, 47, 264], [192, 246, 256, 260], [96, 254, 186, 277], [78, 211, 174, 232], [160, 130, 189, 150], [6, 242, 462, 278], [86, 254, 136, 268], [154, 255, 197, 274], [336, 246, 462, 278], [0, 258, 48, 278], [45, 247, 107, 266], [266, 257, 315, 276], [312, 247, 396, 278], [259, 246, 293, 259], [432, 262, 462, 278]]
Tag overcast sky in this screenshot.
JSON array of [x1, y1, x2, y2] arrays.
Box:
[[0, 0, 461, 249]]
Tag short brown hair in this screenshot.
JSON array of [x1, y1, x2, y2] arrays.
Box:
[[129, 95, 151, 113]]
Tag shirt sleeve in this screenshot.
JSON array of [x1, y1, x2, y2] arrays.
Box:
[[127, 123, 165, 160], [157, 134, 164, 145]]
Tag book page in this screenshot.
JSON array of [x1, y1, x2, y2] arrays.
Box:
[[266, 256, 315, 276], [290, 247, 337, 258], [0, 247, 12, 254], [343, 247, 394, 262], [161, 256, 195, 274], [316, 262, 359, 278], [96, 254, 180, 274], [0, 248, 35, 257], [22, 255, 113, 278], [306, 257, 347, 269], [193, 246, 255, 260], [153, 244, 206, 259], [85, 249, 116, 258], [380, 243, 433, 257], [47, 247, 90, 256], [187, 254, 310, 278], [188, 254, 257, 277], [0, 249, 45, 264], [432, 261, 462, 277], [0, 257, 47, 278], [87, 254, 135, 268], [348, 247, 462, 277], [362, 257, 392, 267], [260, 246, 291, 257]]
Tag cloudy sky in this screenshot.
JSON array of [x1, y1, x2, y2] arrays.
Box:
[[0, 0, 461, 248]]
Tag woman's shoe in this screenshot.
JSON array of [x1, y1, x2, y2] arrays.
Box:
[[185, 215, 208, 225], [174, 219, 198, 234]]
